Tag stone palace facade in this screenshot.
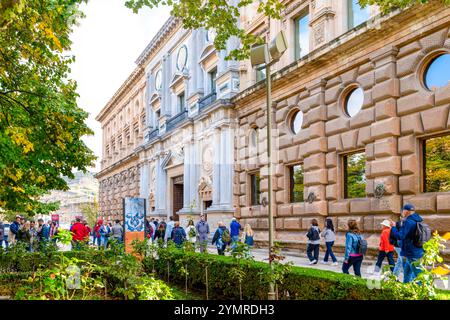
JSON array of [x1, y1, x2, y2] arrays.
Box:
[[96, 0, 450, 252]]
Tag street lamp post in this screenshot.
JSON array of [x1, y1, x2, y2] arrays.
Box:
[[250, 31, 287, 300]]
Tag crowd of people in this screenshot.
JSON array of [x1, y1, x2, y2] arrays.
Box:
[[0, 203, 430, 284], [144, 215, 255, 256], [304, 203, 430, 283], [0, 215, 125, 251]]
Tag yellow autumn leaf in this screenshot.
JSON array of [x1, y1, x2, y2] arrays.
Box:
[[443, 232, 450, 241], [12, 186, 25, 193], [432, 266, 450, 276]]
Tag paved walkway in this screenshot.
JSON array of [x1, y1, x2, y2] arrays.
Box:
[[206, 245, 449, 291]]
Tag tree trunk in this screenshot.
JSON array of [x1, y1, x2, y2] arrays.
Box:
[[239, 280, 242, 300], [185, 263, 188, 297], [205, 266, 209, 300], [167, 261, 170, 284]]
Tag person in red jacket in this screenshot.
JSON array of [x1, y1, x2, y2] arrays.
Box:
[[374, 219, 395, 273], [93, 220, 102, 247], [71, 218, 87, 249], [82, 220, 91, 243]]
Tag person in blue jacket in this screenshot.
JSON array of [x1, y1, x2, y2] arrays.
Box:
[[342, 220, 364, 277], [390, 204, 425, 283], [230, 218, 242, 250]]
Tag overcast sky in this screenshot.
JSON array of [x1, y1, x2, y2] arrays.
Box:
[[69, 0, 171, 173]]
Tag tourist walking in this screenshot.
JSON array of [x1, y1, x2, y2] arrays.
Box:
[[9, 215, 21, 245], [212, 221, 230, 255], [29, 221, 38, 251], [391, 218, 404, 280], [374, 220, 395, 273], [111, 220, 124, 244], [164, 216, 175, 244], [17, 221, 32, 251], [185, 219, 197, 245], [195, 214, 210, 253], [0, 221, 5, 249], [306, 219, 321, 265], [83, 220, 91, 244], [171, 221, 186, 247], [391, 204, 430, 283], [145, 218, 154, 242], [243, 224, 254, 258], [49, 221, 58, 242], [230, 218, 242, 250], [93, 220, 102, 247], [342, 220, 365, 277], [321, 218, 338, 266], [154, 223, 166, 243], [99, 221, 111, 248], [71, 218, 87, 249]]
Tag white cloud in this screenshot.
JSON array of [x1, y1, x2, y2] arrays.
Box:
[[69, 0, 171, 172]]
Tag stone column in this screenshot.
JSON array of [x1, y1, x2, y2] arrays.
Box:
[[211, 127, 221, 207], [219, 124, 234, 209], [154, 155, 167, 216], [183, 143, 192, 209]]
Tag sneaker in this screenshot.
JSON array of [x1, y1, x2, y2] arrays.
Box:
[[332, 262, 338, 266], [309, 260, 317, 265], [321, 260, 329, 264]]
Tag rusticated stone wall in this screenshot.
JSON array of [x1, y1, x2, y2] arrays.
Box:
[[234, 5, 450, 255]]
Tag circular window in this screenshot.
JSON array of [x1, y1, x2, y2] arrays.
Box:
[[290, 110, 303, 135], [176, 45, 188, 71], [424, 53, 450, 90], [154, 69, 162, 90], [344, 87, 364, 117]]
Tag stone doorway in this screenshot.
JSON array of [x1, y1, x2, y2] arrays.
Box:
[[172, 175, 183, 221]]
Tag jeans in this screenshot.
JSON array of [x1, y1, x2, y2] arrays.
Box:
[[0, 239, 8, 249], [231, 235, 239, 250], [217, 243, 226, 255], [403, 257, 422, 283], [101, 236, 109, 248], [306, 243, 320, 262], [324, 241, 337, 263], [375, 251, 395, 272], [342, 255, 364, 277], [393, 247, 403, 277]]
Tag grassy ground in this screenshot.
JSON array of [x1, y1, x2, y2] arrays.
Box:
[[170, 284, 204, 300]]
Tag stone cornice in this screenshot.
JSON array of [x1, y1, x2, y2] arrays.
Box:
[[135, 16, 181, 66], [232, 3, 448, 109], [95, 67, 145, 122], [95, 152, 139, 179]]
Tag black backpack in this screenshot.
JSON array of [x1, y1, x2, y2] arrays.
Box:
[[389, 228, 399, 247], [356, 234, 368, 255], [413, 221, 432, 248], [307, 228, 320, 241]]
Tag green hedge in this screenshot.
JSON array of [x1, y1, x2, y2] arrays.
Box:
[[143, 250, 404, 300]]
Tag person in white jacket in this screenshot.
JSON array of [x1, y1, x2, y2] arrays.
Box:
[[185, 219, 197, 245], [321, 218, 338, 266]]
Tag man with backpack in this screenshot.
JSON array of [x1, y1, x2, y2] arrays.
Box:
[[212, 221, 230, 255], [230, 218, 242, 250], [306, 219, 321, 265], [391, 204, 431, 283]]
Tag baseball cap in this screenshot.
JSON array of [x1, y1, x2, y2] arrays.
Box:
[[380, 220, 391, 228], [402, 203, 415, 211]]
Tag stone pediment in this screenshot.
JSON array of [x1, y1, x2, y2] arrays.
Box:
[[169, 72, 187, 89], [161, 149, 184, 169], [199, 44, 216, 64], [150, 92, 161, 105]]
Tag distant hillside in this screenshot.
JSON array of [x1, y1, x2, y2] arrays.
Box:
[[42, 171, 99, 206]]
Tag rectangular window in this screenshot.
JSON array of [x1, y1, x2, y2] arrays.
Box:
[[423, 135, 450, 193], [178, 92, 185, 113], [348, 0, 370, 29], [250, 172, 261, 206], [294, 11, 309, 60], [256, 64, 266, 82], [343, 151, 366, 199], [290, 164, 304, 203], [208, 68, 217, 94]]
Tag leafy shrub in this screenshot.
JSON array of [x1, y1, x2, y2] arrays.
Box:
[[144, 247, 446, 300]]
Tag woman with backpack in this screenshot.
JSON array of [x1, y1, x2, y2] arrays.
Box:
[[212, 221, 230, 255], [306, 219, 321, 265], [374, 220, 395, 273], [321, 218, 338, 266], [342, 220, 365, 277]]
